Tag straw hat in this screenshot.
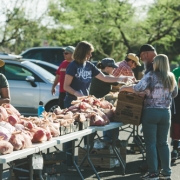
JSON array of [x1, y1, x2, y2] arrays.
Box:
[[0, 59, 5, 67], [127, 53, 141, 66]]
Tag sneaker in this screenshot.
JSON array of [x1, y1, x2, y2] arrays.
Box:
[[141, 172, 159, 180], [171, 150, 178, 163], [159, 174, 171, 180]]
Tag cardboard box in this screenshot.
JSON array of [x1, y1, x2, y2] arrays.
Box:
[[78, 142, 126, 169], [114, 92, 144, 125]]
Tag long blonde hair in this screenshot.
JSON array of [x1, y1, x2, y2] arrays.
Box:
[[153, 54, 176, 92], [73, 41, 94, 64]]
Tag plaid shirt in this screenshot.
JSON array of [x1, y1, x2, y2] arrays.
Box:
[[113, 60, 136, 80]]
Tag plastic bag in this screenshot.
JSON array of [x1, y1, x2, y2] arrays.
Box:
[[0, 121, 15, 134], [93, 139, 105, 149], [0, 126, 12, 141]]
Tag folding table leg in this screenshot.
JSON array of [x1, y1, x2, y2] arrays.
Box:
[[0, 164, 2, 180], [28, 155, 33, 180], [79, 150, 87, 168], [112, 130, 126, 175], [112, 146, 126, 174], [86, 134, 100, 180], [71, 140, 84, 180]]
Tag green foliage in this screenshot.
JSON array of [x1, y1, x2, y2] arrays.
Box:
[[1, 0, 180, 62], [0, 0, 48, 54], [48, 0, 136, 61]]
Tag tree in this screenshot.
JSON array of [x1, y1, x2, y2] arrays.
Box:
[[48, 0, 180, 61], [48, 0, 137, 61], [0, 0, 49, 54]]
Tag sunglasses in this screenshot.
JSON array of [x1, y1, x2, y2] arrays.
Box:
[[63, 52, 70, 55]]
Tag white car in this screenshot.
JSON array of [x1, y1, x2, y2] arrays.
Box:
[[0, 57, 59, 116]]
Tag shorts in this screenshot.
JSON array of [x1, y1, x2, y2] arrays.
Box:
[[171, 122, 180, 140]]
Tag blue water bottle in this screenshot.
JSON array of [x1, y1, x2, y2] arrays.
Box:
[[38, 101, 45, 117]]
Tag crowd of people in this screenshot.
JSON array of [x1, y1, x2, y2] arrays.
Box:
[[51, 41, 180, 180]]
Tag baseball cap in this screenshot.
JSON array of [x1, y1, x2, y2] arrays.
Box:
[[137, 44, 156, 57], [0, 59, 5, 67], [127, 53, 141, 66], [101, 58, 118, 68], [64, 46, 75, 53]]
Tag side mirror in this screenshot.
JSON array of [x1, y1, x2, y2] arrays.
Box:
[[26, 76, 35, 82], [25, 76, 37, 87]]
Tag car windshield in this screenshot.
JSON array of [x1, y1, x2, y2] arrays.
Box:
[[21, 61, 55, 83]]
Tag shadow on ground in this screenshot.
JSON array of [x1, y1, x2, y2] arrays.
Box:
[[62, 158, 144, 180]]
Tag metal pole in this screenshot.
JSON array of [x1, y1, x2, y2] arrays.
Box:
[[87, 134, 100, 180], [0, 164, 3, 180], [28, 155, 33, 180], [72, 140, 84, 180]]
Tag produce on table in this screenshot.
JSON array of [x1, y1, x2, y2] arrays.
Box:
[[0, 106, 8, 121], [53, 96, 115, 126], [104, 92, 119, 107], [0, 126, 12, 141], [0, 138, 13, 155], [0, 103, 62, 154], [0, 95, 117, 155]]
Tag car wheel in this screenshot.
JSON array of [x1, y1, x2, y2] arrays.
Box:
[[45, 100, 59, 112]]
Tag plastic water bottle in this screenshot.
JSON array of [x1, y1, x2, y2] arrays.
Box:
[[38, 101, 45, 117]]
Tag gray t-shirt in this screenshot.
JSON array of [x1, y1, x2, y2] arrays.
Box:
[[0, 73, 9, 88]]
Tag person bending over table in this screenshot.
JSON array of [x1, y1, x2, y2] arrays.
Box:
[[63, 41, 132, 167], [90, 58, 119, 142], [0, 59, 10, 105], [113, 53, 141, 82], [120, 54, 177, 180]]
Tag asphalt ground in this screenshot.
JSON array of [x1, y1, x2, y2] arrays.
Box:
[[61, 129, 180, 180], [2, 126, 180, 180]]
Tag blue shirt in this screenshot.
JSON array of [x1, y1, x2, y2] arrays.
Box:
[[66, 61, 100, 96]]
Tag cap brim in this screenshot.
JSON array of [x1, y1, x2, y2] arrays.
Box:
[[112, 64, 118, 68]]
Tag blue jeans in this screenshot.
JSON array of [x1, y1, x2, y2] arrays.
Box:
[[103, 128, 119, 142], [64, 94, 77, 108], [63, 95, 77, 166], [142, 108, 171, 175]]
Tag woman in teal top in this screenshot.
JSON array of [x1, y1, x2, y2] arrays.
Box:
[[90, 58, 119, 142]]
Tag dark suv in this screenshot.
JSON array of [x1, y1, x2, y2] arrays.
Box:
[[20, 47, 65, 66]]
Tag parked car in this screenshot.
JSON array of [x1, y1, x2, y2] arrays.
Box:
[[0, 54, 58, 75], [24, 59, 58, 75], [0, 57, 59, 116], [0, 53, 22, 60], [20, 47, 65, 66]]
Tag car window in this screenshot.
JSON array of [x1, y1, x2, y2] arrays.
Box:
[[22, 61, 55, 83], [22, 49, 43, 60], [50, 49, 64, 65], [34, 63, 56, 75], [4, 63, 43, 82]]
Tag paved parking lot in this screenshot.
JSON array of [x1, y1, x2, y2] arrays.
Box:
[[63, 130, 180, 180], [3, 128, 180, 180]]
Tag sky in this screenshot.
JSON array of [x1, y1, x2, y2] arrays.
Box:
[[0, 0, 154, 18], [129, 0, 154, 7], [0, 0, 155, 27]]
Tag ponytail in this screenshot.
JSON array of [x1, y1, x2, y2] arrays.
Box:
[[97, 62, 105, 69]]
